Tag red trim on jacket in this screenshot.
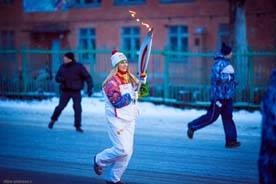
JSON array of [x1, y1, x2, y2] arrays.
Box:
[[114, 108, 117, 117]]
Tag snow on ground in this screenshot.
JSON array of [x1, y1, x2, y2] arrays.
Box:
[[0, 94, 262, 138]]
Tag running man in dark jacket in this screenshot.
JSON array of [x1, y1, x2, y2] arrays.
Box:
[[48, 52, 93, 132], [187, 43, 240, 148]]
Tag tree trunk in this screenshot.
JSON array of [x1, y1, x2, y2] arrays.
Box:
[[228, 0, 251, 102]]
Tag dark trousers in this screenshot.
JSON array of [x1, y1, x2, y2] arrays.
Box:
[[51, 91, 82, 128], [188, 99, 237, 143]]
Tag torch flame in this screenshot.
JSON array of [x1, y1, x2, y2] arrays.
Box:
[[141, 22, 150, 28], [129, 10, 136, 17], [129, 10, 152, 31]]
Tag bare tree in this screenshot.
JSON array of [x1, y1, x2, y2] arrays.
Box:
[[228, 0, 247, 50], [228, 0, 250, 101]]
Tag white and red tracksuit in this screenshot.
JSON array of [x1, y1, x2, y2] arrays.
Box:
[[95, 74, 139, 183]]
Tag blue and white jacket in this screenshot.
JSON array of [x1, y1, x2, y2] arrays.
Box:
[[210, 52, 238, 101]]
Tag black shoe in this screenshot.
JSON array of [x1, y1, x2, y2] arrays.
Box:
[[187, 128, 194, 139], [106, 181, 125, 184], [225, 141, 241, 148], [76, 127, 84, 133], [93, 156, 102, 176], [48, 120, 55, 129]]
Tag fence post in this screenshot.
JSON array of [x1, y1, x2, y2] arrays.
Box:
[[51, 41, 61, 79], [89, 48, 95, 78], [163, 47, 169, 100], [275, 48, 276, 65], [247, 48, 254, 104], [21, 44, 28, 94]]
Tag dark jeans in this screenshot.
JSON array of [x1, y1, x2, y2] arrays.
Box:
[[51, 91, 82, 128], [188, 99, 237, 143]]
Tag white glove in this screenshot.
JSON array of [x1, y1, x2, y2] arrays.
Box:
[[221, 64, 234, 74], [132, 91, 139, 101], [216, 101, 222, 107]]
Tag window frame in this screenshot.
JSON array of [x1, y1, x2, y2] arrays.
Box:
[[78, 27, 96, 64], [217, 23, 230, 50], [0, 0, 14, 5], [113, 0, 145, 6], [167, 25, 189, 62], [73, 0, 101, 8], [159, 0, 193, 4], [0, 30, 16, 62], [121, 26, 140, 62]]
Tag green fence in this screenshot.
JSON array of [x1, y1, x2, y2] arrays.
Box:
[[0, 47, 275, 109]]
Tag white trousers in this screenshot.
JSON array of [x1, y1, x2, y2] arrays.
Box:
[[96, 115, 136, 182]]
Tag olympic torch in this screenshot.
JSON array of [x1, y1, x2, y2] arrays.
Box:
[[129, 10, 154, 92]]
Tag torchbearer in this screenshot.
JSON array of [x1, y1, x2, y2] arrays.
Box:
[[93, 50, 147, 184], [93, 11, 153, 183]]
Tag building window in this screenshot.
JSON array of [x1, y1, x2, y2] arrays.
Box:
[[78, 28, 96, 63], [217, 23, 230, 49], [73, 0, 101, 7], [0, 0, 14, 4], [121, 27, 140, 62], [114, 0, 145, 6], [160, 0, 193, 3], [0, 30, 15, 62], [24, 0, 72, 12], [167, 25, 188, 61]]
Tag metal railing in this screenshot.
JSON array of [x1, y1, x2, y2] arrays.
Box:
[[0, 47, 275, 109]]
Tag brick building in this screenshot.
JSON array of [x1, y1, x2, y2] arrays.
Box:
[[1, 0, 275, 54]]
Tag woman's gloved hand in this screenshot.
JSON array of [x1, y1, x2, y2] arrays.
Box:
[[140, 72, 147, 84]]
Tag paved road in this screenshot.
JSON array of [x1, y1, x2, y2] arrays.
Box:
[[0, 104, 260, 184]]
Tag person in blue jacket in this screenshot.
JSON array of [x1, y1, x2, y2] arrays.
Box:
[[258, 67, 276, 184], [187, 43, 240, 148], [48, 52, 93, 132]]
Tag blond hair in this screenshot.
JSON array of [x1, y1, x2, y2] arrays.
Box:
[[102, 65, 139, 88]]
